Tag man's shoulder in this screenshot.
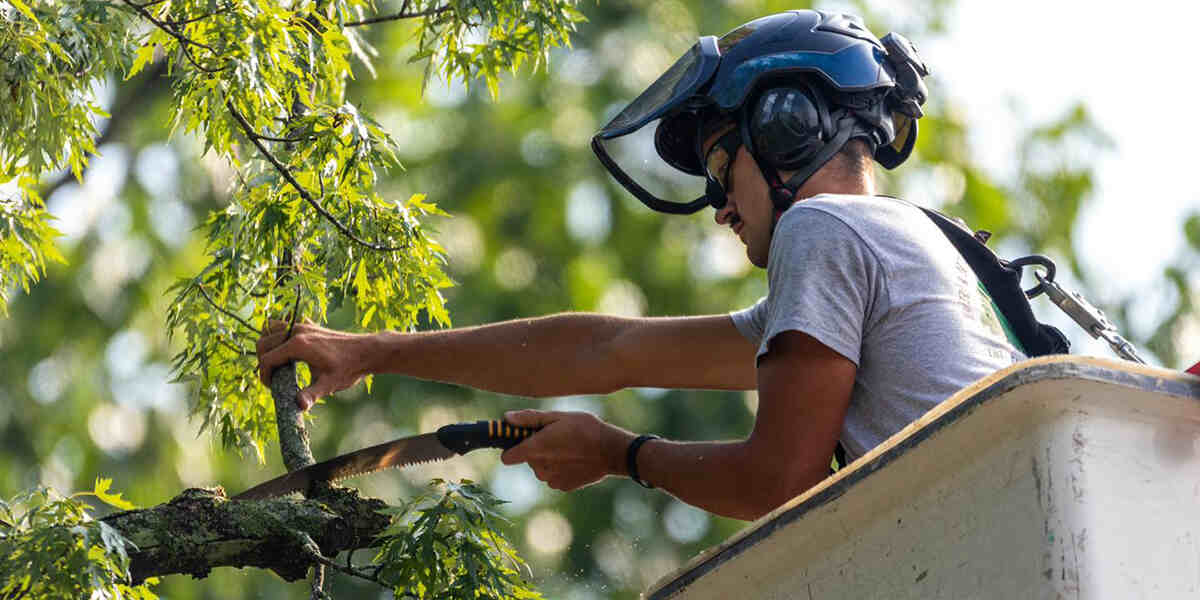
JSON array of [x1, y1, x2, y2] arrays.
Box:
[[776, 194, 928, 243], [786, 194, 918, 224]]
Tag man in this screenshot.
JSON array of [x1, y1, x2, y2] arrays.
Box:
[[256, 10, 1024, 521]]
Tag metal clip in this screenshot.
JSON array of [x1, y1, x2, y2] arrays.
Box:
[[1034, 272, 1146, 364]]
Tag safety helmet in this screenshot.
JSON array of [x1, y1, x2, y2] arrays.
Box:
[[592, 10, 929, 214]]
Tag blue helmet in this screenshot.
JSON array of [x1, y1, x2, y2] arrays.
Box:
[[593, 10, 929, 214]]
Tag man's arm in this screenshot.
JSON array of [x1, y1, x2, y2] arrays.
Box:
[[256, 313, 757, 410], [501, 329, 855, 521]]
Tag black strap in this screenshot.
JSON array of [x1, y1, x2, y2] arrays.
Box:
[[627, 434, 660, 489], [919, 207, 1069, 357]]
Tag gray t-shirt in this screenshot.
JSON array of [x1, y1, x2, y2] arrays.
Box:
[[730, 194, 1024, 461]]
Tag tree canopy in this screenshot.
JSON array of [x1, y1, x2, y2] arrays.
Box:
[[1, 0, 1196, 599]]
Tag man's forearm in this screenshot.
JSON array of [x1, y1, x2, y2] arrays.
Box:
[[364, 313, 633, 397], [361, 313, 756, 397], [632, 438, 825, 521]]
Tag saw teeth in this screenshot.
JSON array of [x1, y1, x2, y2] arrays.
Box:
[[328, 456, 443, 484]]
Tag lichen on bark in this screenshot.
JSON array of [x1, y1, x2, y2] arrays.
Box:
[[269, 362, 315, 473], [103, 486, 389, 583]]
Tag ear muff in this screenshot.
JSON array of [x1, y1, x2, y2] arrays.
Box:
[[746, 85, 833, 171]]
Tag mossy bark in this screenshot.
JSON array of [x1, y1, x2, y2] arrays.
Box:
[[269, 362, 315, 473], [103, 486, 389, 583]]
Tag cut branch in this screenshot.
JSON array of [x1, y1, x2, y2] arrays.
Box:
[[226, 101, 407, 253], [343, 5, 453, 27]]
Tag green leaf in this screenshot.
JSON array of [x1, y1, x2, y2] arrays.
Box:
[[7, 0, 40, 26], [91, 477, 136, 510], [127, 44, 156, 80]]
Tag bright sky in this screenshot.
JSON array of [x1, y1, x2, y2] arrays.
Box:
[[919, 1, 1200, 363]]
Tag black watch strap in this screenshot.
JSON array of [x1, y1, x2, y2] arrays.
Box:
[[626, 434, 660, 489]]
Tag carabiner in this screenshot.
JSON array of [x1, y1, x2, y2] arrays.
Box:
[[1009, 255, 1056, 299]]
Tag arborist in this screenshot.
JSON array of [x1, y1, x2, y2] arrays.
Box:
[[256, 10, 1030, 520]]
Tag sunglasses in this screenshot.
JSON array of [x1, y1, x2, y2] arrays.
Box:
[[702, 128, 741, 209]]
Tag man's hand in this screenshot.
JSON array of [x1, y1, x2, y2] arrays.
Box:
[[256, 320, 374, 411], [500, 410, 637, 491]]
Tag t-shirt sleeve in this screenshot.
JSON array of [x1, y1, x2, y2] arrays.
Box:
[[755, 207, 883, 366], [729, 296, 767, 343]]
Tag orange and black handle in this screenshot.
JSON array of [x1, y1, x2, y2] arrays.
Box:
[[436, 420, 539, 454]]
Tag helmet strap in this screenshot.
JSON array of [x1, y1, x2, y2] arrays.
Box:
[[748, 116, 859, 229]]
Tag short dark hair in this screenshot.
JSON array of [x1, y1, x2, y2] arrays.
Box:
[[831, 138, 874, 177]]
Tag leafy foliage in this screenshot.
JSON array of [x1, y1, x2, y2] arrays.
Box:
[[411, 0, 585, 98], [0, 482, 158, 600], [0, 0, 131, 315], [374, 480, 542, 600]]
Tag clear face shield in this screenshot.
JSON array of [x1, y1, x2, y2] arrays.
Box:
[[591, 36, 722, 215]]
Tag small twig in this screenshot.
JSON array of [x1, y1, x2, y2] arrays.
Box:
[[194, 282, 260, 335], [216, 337, 255, 357], [307, 550, 384, 586], [310, 564, 327, 600], [159, 6, 233, 26], [287, 279, 302, 337], [226, 101, 407, 252], [253, 132, 319, 143], [343, 4, 452, 27], [129, 0, 169, 8]]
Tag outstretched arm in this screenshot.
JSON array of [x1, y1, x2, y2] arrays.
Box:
[[500, 329, 856, 521], [256, 313, 757, 410]]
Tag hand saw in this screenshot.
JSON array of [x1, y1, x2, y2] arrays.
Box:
[[233, 420, 538, 500]]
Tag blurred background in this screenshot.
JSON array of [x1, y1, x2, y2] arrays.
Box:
[[3, 0, 1198, 598]]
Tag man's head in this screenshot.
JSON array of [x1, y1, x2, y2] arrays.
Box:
[[592, 10, 929, 218]]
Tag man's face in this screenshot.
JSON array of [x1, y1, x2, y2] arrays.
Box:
[[701, 124, 775, 268]]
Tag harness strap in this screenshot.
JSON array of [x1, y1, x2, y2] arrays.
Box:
[[920, 207, 1069, 357]]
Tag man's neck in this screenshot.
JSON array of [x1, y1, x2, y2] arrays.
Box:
[[794, 171, 875, 200], [789, 160, 876, 200]]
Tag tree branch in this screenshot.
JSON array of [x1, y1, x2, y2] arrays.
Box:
[[102, 487, 389, 583], [225, 101, 407, 253], [121, 0, 231, 74], [343, 5, 453, 27], [121, 0, 217, 52]]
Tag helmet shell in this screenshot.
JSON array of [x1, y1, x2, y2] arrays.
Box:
[[656, 10, 901, 176]]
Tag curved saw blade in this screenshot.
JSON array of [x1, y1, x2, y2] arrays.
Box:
[[233, 432, 456, 500]]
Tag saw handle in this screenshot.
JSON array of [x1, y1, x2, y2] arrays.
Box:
[[436, 420, 538, 454]]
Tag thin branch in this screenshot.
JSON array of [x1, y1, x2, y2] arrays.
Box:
[[121, 0, 231, 74], [343, 5, 453, 27], [159, 6, 233, 26], [121, 0, 217, 52], [306, 549, 384, 586], [287, 278, 302, 337], [226, 101, 407, 252], [194, 282, 260, 335]]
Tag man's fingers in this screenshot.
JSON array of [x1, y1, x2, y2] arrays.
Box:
[[257, 341, 298, 386], [262, 319, 287, 335], [503, 409, 570, 428], [296, 375, 340, 411]]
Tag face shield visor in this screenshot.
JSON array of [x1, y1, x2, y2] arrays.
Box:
[[591, 36, 722, 215]]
